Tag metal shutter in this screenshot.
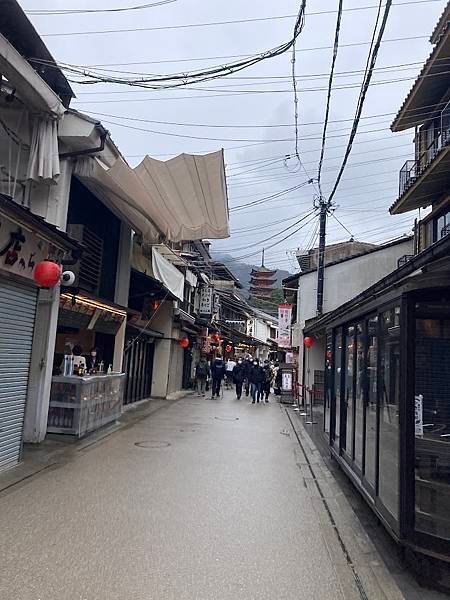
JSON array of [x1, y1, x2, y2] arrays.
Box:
[[0, 278, 37, 471]]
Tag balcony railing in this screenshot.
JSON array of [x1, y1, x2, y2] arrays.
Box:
[[398, 101, 450, 197], [442, 223, 450, 238]]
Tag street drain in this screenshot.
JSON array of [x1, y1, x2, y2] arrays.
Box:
[[134, 441, 171, 449], [214, 416, 239, 422]]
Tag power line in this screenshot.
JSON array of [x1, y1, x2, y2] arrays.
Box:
[[61, 36, 431, 69], [327, 0, 394, 204], [27, 1, 177, 15], [39, 1, 442, 37], [317, 0, 344, 196]]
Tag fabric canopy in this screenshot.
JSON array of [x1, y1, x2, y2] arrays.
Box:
[[74, 150, 229, 243], [152, 247, 184, 301], [135, 151, 229, 241]]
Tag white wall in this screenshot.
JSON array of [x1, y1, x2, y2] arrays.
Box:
[[150, 301, 174, 398], [298, 239, 413, 325], [296, 239, 413, 387]]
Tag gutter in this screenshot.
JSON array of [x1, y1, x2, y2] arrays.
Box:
[[59, 130, 107, 159]]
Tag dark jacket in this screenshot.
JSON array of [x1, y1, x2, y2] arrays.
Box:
[[262, 365, 273, 384], [248, 365, 265, 384], [232, 362, 246, 383], [195, 360, 210, 379], [210, 358, 226, 380]]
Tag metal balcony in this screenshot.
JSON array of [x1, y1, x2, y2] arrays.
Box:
[[398, 101, 450, 198]]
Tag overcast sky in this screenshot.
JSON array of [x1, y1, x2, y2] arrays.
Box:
[[23, 0, 447, 272]]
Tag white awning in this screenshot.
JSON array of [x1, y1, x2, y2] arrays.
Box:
[[135, 151, 229, 241], [73, 156, 162, 242], [152, 247, 184, 301], [73, 150, 229, 243]]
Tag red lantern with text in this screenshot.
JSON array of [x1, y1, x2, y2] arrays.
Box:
[[34, 261, 62, 288], [304, 336, 315, 349], [179, 337, 190, 349], [225, 344, 232, 354]]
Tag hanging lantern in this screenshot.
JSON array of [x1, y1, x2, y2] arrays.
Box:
[[179, 337, 190, 349], [326, 350, 332, 360], [211, 333, 220, 343], [33, 261, 62, 288], [225, 344, 232, 354], [304, 336, 315, 348]]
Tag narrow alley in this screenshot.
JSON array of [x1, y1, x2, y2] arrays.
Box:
[[0, 390, 423, 600]]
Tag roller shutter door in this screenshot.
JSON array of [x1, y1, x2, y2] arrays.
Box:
[[0, 278, 37, 471]]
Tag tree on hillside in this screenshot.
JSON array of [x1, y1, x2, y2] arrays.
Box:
[[249, 288, 284, 314]]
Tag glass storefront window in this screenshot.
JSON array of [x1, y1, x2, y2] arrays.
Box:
[[334, 330, 343, 445], [415, 318, 450, 541], [344, 326, 355, 457], [354, 323, 365, 471], [379, 307, 401, 519], [324, 333, 332, 435], [365, 316, 378, 489]]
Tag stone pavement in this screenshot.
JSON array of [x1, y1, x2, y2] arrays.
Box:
[[0, 389, 429, 600]]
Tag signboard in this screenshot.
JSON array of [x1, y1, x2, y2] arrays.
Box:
[[278, 303, 293, 348], [0, 213, 64, 281], [415, 394, 423, 437], [199, 286, 213, 314], [282, 371, 293, 391]]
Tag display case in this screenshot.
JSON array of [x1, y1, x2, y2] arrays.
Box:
[[48, 373, 125, 437]]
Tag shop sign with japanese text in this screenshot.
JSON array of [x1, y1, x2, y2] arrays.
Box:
[[0, 213, 63, 281], [278, 303, 292, 348]]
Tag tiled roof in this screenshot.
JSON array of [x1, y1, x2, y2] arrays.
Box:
[[390, 21, 450, 132]]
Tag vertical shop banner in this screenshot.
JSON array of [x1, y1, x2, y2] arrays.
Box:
[[278, 304, 292, 348]]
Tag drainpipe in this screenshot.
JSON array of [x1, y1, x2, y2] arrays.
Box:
[[59, 130, 107, 159]]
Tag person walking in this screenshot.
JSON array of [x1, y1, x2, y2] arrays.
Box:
[[261, 359, 274, 403], [210, 353, 226, 398], [232, 358, 246, 399], [243, 357, 252, 397], [225, 357, 236, 390], [249, 360, 264, 404], [195, 356, 210, 396]]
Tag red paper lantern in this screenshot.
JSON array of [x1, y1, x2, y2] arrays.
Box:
[[304, 336, 315, 348], [225, 344, 232, 353], [179, 337, 190, 349], [326, 350, 332, 360], [33, 261, 62, 288], [211, 333, 220, 343]]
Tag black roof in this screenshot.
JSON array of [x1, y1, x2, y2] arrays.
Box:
[[0, 193, 81, 252], [0, 0, 74, 107]]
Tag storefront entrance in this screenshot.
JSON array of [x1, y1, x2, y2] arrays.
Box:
[[0, 278, 37, 470], [123, 336, 154, 405]]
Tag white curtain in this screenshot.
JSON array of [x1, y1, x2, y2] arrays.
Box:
[[26, 118, 60, 183]]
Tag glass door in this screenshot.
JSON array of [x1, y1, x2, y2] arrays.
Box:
[[333, 329, 343, 448], [354, 322, 365, 473], [363, 315, 378, 493], [342, 325, 355, 460]]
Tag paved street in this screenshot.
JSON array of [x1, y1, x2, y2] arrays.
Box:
[[1, 390, 409, 600]]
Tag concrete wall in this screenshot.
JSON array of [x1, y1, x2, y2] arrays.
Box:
[[167, 333, 184, 396], [150, 301, 174, 398]]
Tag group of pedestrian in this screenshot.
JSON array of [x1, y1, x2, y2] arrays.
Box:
[[195, 353, 278, 403], [233, 357, 275, 403]]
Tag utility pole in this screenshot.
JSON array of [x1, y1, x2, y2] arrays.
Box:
[[316, 196, 328, 316]]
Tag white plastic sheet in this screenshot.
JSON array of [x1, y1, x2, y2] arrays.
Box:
[[26, 118, 60, 183]]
